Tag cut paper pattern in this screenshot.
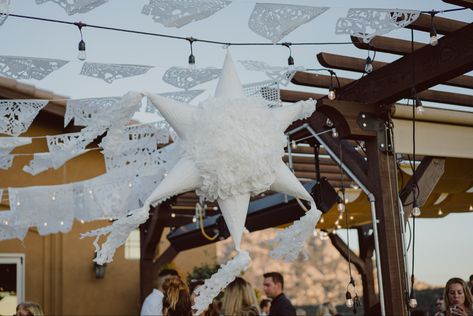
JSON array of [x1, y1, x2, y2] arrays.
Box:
[[163, 67, 221, 90], [142, 0, 231, 28], [23, 150, 92, 176], [248, 3, 329, 43], [83, 52, 320, 315], [35, 0, 108, 15], [65, 97, 122, 127], [0, 137, 32, 155], [0, 155, 13, 169], [243, 80, 280, 106], [239, 60, 302, 86], [0, 0, 10, 26], [0, 211, 28, 241], [0, 100, 48, 136], [335, 8, 420, 43], [145, 90, 205, 114], [0, 56, 69, 80], [80, 62, 153, 83], [9, 186, 74, 235]]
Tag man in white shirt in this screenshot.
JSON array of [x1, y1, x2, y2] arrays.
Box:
[[140, 269, 179, 316]]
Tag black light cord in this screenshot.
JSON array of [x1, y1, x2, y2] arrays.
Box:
[[7, 13, 353, 47]]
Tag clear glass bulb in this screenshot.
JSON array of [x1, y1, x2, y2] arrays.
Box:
[[409, 298, 418, 309], [77, 40, 86, 61], [291, 140, 297, 150], [364, 62, 373, 74], [416, 105, 425, 114], [337, 202, 345, 213], [332, 128, 339, 138], [345, 291, 354, 308], [430, 35, 438, 46], [412, 206, 421, 217], [328, 89, 336, 100]]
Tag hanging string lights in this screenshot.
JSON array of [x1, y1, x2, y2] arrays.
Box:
[[75, 21, 87, 61]]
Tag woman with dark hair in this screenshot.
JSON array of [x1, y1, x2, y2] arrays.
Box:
[[162, 277, 192, 316], [444, 277, 473, 316]]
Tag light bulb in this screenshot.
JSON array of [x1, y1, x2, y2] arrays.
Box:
[[337, 201, 345, 213], [188, 54, 196, 70], [171, 213, 176, 218], [345, 291, 354, 308], [415, 97, 424, 114], [331, 128, 338, 138], [328, 88, 336, 100], [364, 56, 373, 73], [291, 140, 297, 150], [412, 205, 421, 217], [77, 40, 86, 61], [438, 209, 443, 215], [409, 297, 418, 309], [430, 27, 438, 46], [469, 204, 473, 211], [192, 217, 196, 223]]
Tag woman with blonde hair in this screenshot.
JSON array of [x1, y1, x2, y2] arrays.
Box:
[[222, 277, 260, 316], [444, 277, 473, 316], [162, 277, 192, 316], [16, 302, 43, 316]]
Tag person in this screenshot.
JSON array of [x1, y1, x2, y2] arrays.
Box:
[[162, 277, 192, 316], [435, 296, 446, 316], [314, 302, 337, 316], [259, 299, 271, 315], [140, 268, 179, 316], [444, 277, 473, 316], [222, 277, 260, 316], [263, 272, 296, 316], [469, 275, 473, 293], [16, 302, 43, 316]]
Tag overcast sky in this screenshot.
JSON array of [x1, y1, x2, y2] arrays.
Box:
[[1, 0, 472, 287]]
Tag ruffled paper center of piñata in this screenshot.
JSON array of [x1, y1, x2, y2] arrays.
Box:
[[185, 97, 286, 201]]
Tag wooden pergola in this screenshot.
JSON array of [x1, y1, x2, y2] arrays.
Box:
[[140, 3, 473, 316]]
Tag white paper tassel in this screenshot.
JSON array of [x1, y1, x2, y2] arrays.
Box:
[[193, 250, 251, 315], [269, 206, 320, 261]]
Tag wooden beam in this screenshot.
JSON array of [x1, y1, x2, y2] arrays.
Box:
[[317, 52, 473, 90], [399, 157, 446, 220], [443, 0, 473, 9], [351, 35, 424, 55], [152, 246, 179, 276], [366, 138, 408, 315], [329, 232, 365, 276], [280, 89, 324, 102], [357, 226, 378, 315], [406, 13, 467, 34], [339, 23, 473, 105]]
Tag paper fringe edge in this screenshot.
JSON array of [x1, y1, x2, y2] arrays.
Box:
[[193, 250, 251, 315]]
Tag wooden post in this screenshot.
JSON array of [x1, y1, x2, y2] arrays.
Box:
[[366, 138, 408, 315]]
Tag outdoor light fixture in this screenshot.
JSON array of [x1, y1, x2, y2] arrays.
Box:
[[337, 198, 345, 213], [408, 291, 418, 309], [345, 291, 354, 308], [364, 56, 373, 73], [93, 255, 106, 279], [75, 22, 87, 61], [283, 42, 294, 71], [291, 140, 297, 150], [328, 84, 336, 100], [415, 96, 424, 114], [430, 12, 438, 47], [412, 202, 421, 217], [331, 128, 339, 138], [187, 37, 196, 69]]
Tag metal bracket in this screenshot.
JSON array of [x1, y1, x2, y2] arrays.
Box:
[[357, 112, 393, 153]]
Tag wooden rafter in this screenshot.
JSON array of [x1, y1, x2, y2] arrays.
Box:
[[443, 0, 473, 9], [406, 13, 467, 34], [317, 52, 473, 90], [336, 23, 473, 105]]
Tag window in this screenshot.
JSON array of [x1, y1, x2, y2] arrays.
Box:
[[0, 254, 24, 316], [124, 229, 140, 260]]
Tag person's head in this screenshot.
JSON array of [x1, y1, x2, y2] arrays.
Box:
[[259, 299, 271, 314], [469, 275, 473, 285], [162, 277, 192, 316], [222, 277, 259, 316], [444, 277, 473, 310], [155, 268, 179, 291], [16, 302, 43, 316], [263, 272, 284, 299], [435, 296, 445, 312]]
